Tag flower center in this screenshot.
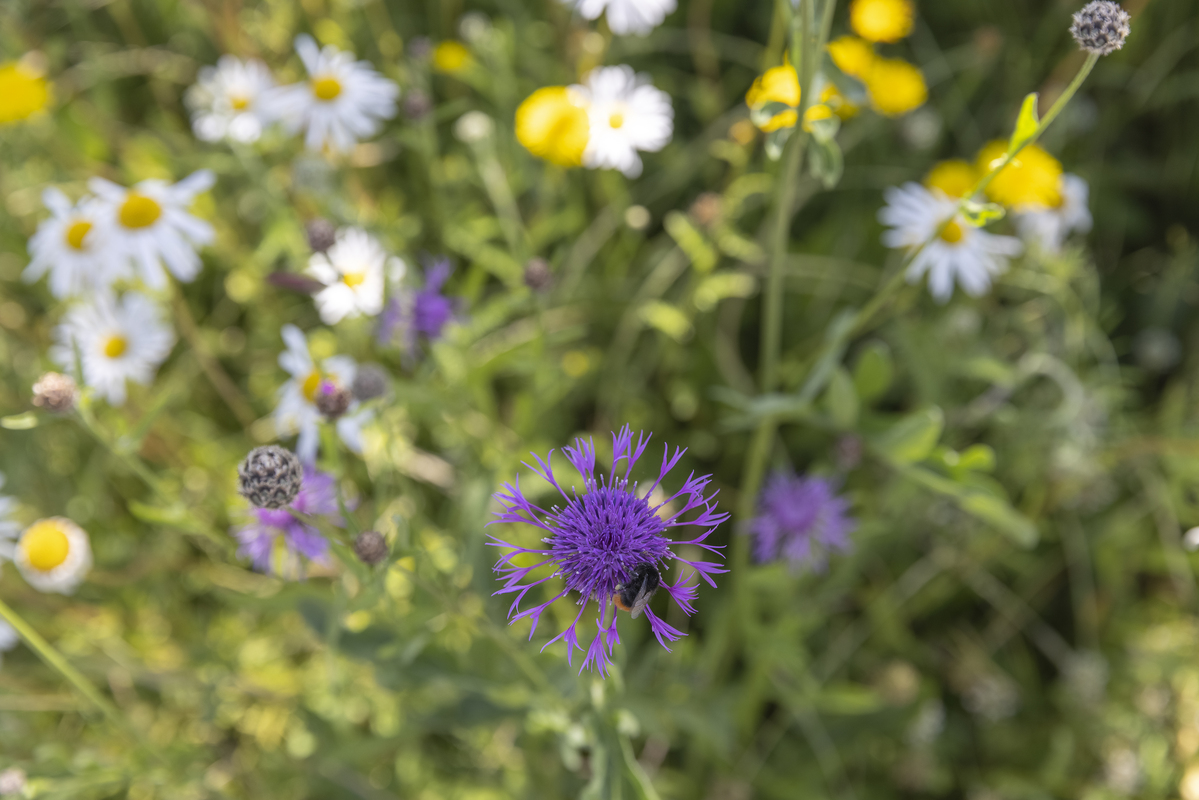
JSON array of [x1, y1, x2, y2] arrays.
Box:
[[939, 220, 964, 244], [230, 94, 250, 111], [312, 76, 342, 101], [118, 193, 162, 229], [65, 219, 93, 250], [608, 112, 625, 129], [21, 520, 70, 571], [103, 334, 128, 358], [342, 271, 367, 288], [302, 370, 325, 403]]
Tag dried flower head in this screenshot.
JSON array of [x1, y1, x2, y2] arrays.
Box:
[[351, 363, 389, 401], [315, 381, 353, 420], [354, 530, 388, 565], [749, 472, 855, 571], [489, 426, 729, 675], [305, 218, 337, 253], [32, 371, 78, 414], [238, 445, 304, 509], [1070, 1, 1131, 55], [523, 258, 553, 292]]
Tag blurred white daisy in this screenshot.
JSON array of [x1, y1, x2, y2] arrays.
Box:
[[274, 324, 373, 463], [186, 55, 275, 144], [51, 291, 176, 406], [879, 182, 1023, 302], [306, 227, 393, 324], [89, 170, 215, 289], [24, 188, 126, 299], [563, 0, 677, 35], [0, 620, 17, 666], [572, 65, 672, 178], [0, 473, 20, 563], [14, 517, 92, 595], [264, 35, 399, 153], [1015, 174, 1092, 254]]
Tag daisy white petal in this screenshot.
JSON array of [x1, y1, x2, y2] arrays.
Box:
[[305, 227, 387, 324], [24, 188, 127, 298], [15, 518, 92, 595], [565, 0, 677, 35], [572, 66, 673, 178], [272, 326, 368, 463], [186, 56, 275, 144], [1015, 174, 1093, 254]]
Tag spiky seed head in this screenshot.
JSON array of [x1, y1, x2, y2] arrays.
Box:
[[238, 446, 303, 509], [351, 364, 389, 401], [1070, 1, 1131, 55], [305, 218, 337, 253], [354, 530, 388, 565], [32, 372, 78, 414], [315, 383, 353, 420]]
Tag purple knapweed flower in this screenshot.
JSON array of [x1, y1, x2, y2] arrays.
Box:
[[233, 468, 342, 578], [488, 426, 729, 676], [749, 472, 855, 571], [378, 257, 457, 355]]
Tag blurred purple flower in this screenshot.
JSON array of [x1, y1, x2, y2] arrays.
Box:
[[749, 472, 855, 571], [233, 468, 342, 578], [378, 257, 458, 356], [488, 426, 729, 676]]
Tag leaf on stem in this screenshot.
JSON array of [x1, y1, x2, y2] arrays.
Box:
[[960, 200, 1006, 228], [1008, 92, 1040, 154]]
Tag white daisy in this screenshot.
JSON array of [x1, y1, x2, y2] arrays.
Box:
[[306, 227, 392, 324], [51, 291, 176, 406], [0, 474, 21, 563], [14, 517, 92, 595], [571, 66, 673, 178], [274, 324, 373, 464], [263, 35, 399, 153], [0, 620, 17, 665], [879, 182, 1023, 303], [24, 188, 126, 299], [186, 55, 275, 144], [563, 0, 677, 35], [89, 170, 216, 289], [1015, 174, 1092, 254]]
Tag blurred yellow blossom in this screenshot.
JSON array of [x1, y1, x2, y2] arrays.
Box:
[[976, 140, 1063, 209], [802, 102, 835, 132], [745, 64, 799, 131], [925, 159, 980, 199], [515, 86, 589, 167], [821, 83, 860, 119], [850, 0, 915, 43], [0, 59, 50, 124], [865, 58, 927, 116], [828, 35, 876, 79], [433, 41, 472, 74]]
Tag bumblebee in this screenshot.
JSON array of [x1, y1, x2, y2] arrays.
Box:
[[613, 563, 661, 619]]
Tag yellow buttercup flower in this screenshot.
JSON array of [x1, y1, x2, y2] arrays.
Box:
[[850, 0, 915, 43], [827, 36, 876, 80], [821, 83, 860, 120], [432, 41, 472, 74], [864, 58, 927, 116], [515, 87, 590, 168], [802, 103, 835, 132], [925, 159, 980, 199], [976, 140, 1063, 209], [745, 64, 800, 132], [0, 60, 51, 124]]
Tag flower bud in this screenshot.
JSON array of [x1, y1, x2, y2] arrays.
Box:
[[238, 446, 303, 509], [1070, 1, 1131, 55], [32, 372, 78, 414], [402, 89, 432, 120], [305, 218, 337, 254], [354, 530, 388, 565], [315, 382, 353, 420], [523, 258, 553, 292], [351, 364, 389, 401]]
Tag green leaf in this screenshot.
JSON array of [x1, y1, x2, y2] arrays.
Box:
[[694, 272, 757, 311], [821, 56, 869, 105], [960, 200, 1006, 227], [957, 444, 997, 473], [1008, 92, 1040, 153], [816, 683, 886, 715], [873, 407, 943, 464], [806, 112, 840, 144], [824, 367, 859, 430], [958, 493, 1039, 548], [0, 413, 38, 430], [663, 211, 718, 273], [809, 136, 844, 189], [639, 302, 693, 342], [853, 341, 894, 402], [764, 127, 792, 161]]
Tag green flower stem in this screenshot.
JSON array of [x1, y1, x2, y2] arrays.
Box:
[[75, 398, 167, 496], [0, 598, 127, 732]]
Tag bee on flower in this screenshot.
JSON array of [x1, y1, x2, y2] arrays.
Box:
[[274, 325, 373, 464], [13, 518, 92, 595], [489, 427, 728, 676], [233, 468, 342, 579], [88, 170, 216, 289], [263, 35, 399, 153], [51, 291, 176, 406], [305, 227, 398, 325], [572, 66, 673, 178], [560, 0, 677, 36], [186, 55, 275, 144], [24, 188, 125, 299]]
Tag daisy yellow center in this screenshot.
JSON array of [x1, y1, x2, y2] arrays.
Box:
[[230, 94, 250, 110], [515, 87, 590, 168], [939, 221, 964, 244], [312, 76, 342, 101], [20, 520, 71, 572], [608, 112, 625, 129], [850, 0, 915, 43], [343, 271, 367, 288], [0, 62, 51, 125], [119, 193, 162, 229], [302, 370, 324, 403], [103, 334, 128, 358], [65, 219, 93, 250]]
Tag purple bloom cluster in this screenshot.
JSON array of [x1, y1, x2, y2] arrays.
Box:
[[234, 468, 341, 578], [749, 472, 855, 571], [489, 426, 729, 676], [379, 257, 457, 355]]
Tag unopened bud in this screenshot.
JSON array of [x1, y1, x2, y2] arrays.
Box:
[[354, 530, 388, 565], [315, 382, 352, 420], [32, 372, 78, 414], [305, 218, 337, 254], [403, 89, 432, 120], [351, 364, 389, 401], [238, 446, 303, 509], [523, 258, 553, 292]]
